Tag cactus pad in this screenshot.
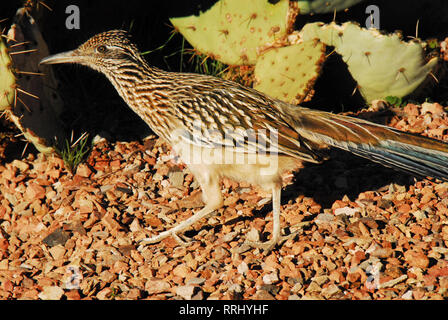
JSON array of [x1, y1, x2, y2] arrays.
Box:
[[170, 0, 298, 65], [254, 40, 326, 104], [300, 22, 439, 102], [3, 8, 68, 155], [0, 37, 16, 111], [297, 0, 366, 14]]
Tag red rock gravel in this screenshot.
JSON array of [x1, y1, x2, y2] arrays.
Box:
[[0, 102, 448, 300]]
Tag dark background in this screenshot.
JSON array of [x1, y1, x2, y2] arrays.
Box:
[[2, 0, 448, 141]]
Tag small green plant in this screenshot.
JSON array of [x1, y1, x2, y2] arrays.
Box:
[[110, 287, 120, 299], [385, 95, 403, 107], [141, 31, 228, 77], [189, 52, 228, 77], [56, 131, 91, 172], [427, 39, 439, 50]]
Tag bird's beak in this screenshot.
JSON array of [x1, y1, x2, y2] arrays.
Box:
[[39, 50, 79, 65]]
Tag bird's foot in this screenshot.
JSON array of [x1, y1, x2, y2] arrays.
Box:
[[139, 229, 192, 247], [243, 231, 299, 253]]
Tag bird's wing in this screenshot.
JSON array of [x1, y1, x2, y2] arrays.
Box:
[[169, 77, 325, 163]]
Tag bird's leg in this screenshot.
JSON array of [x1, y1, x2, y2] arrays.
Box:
[[140, 173, 223, 246], [139, 205, 217, 245], [245, 185, 282, 252]]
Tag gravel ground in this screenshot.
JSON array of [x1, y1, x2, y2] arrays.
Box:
[[1, 102, 448, 300]]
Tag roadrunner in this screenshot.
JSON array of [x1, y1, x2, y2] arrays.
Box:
[[41, 30, 448, 251]]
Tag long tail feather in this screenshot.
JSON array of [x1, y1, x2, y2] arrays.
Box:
[[289, 107, 448, 181]]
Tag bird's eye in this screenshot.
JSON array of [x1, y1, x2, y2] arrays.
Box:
[[97, 45, 108, 53]]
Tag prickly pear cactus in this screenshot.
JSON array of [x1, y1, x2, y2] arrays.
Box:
[[1, 8, 67, 155], [254, 40, 326, 104], [297, 0, 366, 14], [170, 0, 298, 65], [0, 33, 53, 154], [300, 22, 439, 102], [0, 37, 16, 111]]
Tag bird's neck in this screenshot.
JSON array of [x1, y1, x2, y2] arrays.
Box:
[[104, 59, 177, 140]]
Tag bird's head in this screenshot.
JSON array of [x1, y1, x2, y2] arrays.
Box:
[[40, 30, 143, 73]]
